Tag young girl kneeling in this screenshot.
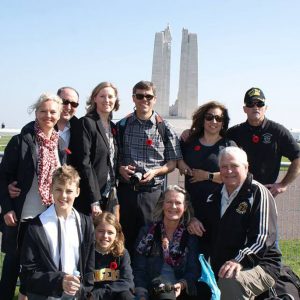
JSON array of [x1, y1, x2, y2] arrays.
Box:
[[91, 212, 135, 300]]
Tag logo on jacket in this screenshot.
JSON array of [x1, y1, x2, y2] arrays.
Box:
[[262, 133, 272, 144], [236, 202, 248, 214]]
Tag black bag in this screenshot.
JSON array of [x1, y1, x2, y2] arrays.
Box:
[[259, 265, 300, 300]]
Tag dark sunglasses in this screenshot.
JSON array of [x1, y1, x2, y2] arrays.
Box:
[[204, 113, 224, 122], [134, 93, 155, 100], [62, 99, 79, 108], [245, 101, 265, 108]]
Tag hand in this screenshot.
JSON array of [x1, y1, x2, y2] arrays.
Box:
[[62, 274, 81, 295], [4, 210, 18, 226], [140, 169, 158, 184], [8, 181, 21, 198], [180, 129, 191, 142], [218, 259, 242, 279], [91, 204, 102, 218], [177, 160, 192, 176], [119, 165, 136, 181], [189, 169, 208, 183], [174, 283, 182, 297], [265, 182, 287, 197], [187, 217, 206, 237]]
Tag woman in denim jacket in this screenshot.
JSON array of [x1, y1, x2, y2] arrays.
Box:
[[133, 185, 201, 300]]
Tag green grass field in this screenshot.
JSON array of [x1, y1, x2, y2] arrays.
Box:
[[0, 135, 12, 151]]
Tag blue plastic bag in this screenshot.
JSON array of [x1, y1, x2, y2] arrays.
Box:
[[198, 254, 221, 300]]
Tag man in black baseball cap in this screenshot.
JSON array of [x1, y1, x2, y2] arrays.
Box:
[[227, 87, 300, 197]]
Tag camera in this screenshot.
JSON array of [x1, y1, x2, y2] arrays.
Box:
[[150, 276, 176, 300], [130, 172, 143, 185]]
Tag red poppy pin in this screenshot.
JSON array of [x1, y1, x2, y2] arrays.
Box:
[[146, 138, 153, 146], [64, 148, 72, 155], [194, 145, 201, 151], [110, 261, 118, 270], [252, 135, 260, 144], [111, 128, 117, 136]]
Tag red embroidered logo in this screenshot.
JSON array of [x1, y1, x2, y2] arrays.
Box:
[[194, 145, 201, 151]]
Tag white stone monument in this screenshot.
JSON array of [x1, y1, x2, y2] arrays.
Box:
[[177, 28, 198, 119], [151, 25, 172, 117]]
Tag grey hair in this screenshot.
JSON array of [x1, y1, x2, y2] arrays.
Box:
[[153, 185, 194, 225], [218, 146, 249, 167], [28, 92, 62, 114]]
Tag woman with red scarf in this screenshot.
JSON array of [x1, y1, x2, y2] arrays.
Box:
[[0, 93, 66, 299], [133, 185, 203, 300]]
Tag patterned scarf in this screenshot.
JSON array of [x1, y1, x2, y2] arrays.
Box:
[[35, 121, 59, 205], [136, 221, 187, 267]]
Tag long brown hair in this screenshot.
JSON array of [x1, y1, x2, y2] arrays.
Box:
[[93, 212, 125, 257], [187, 100, 230, 143]]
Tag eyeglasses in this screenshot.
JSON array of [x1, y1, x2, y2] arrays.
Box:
[[245, 101, 265, 108], [133, 93, 155, 100], [204, 113, 224, 122], [62, 99, 79, 108]]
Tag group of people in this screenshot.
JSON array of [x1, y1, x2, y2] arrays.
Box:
[[0, 81, 299, 300]]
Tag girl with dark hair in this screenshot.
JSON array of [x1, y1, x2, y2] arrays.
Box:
[[178, 101, 236, 234], [91, 212, 134, 300]]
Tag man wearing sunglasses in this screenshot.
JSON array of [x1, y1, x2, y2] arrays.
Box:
[[227, 87, 300, 197], [56, 86, 80, 152], [116, 80, 182, 255]]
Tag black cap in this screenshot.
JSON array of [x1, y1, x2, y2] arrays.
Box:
[[150, 276, 176, 300], [244, 87, 265, 103]]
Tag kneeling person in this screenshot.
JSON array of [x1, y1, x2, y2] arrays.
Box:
[[199, 147, 281, 299], [20, 165, 94, 299]]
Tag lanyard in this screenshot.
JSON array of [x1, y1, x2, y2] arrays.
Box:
[[57, 210, 82, 272]]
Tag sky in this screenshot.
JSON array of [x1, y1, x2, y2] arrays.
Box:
[[1, 0, 300, 130]]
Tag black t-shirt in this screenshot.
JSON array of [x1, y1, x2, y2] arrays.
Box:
[[227, 118, 300, 184], [180, 137, 236, 219]]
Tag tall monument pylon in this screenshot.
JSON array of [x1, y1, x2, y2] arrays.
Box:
[[177, 28, 198, 119], [151, 25, 172, 117]]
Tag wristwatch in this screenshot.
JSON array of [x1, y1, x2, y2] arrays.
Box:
[[208, 172, 214, 181]]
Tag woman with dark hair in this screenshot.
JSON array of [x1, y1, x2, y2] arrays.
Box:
[[0, 93, 66, 299], [71, 82, 120, 218], [178, 101, 236, 232], [133, 185, 202, 300]]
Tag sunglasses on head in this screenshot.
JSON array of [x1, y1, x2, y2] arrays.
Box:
[[245, 101, 265, 108], [133, 93, 155, 100], [62, 99, 79, 108], [204, 113, 224, 122]]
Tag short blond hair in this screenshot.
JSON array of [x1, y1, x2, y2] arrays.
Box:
[[28, 92, 62, 114], [52, 164, 80, 188]]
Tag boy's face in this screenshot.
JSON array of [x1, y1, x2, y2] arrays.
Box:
[[52, 180, 80, 215]]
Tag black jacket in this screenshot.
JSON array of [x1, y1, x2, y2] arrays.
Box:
[[0, 121, 66, 252], [199, 174, 282, 280], [20, 211, 95, 299], [71, 112, 117, 215], [91, 250, 134, 299]]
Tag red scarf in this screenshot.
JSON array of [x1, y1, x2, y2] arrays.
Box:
[[35, 121, 59, 205]]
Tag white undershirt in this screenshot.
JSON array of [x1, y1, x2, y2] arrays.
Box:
[[58, 122, 71, 148], [39, 204, 81, 274], [220, 184, 242, 217]]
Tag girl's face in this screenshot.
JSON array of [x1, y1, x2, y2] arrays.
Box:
[[35, 100, 60, 132], [203, 107, 224, 136], [94, 87, 117, 114], [95, 222, 117, 252], [163, 190, 186, 222]]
